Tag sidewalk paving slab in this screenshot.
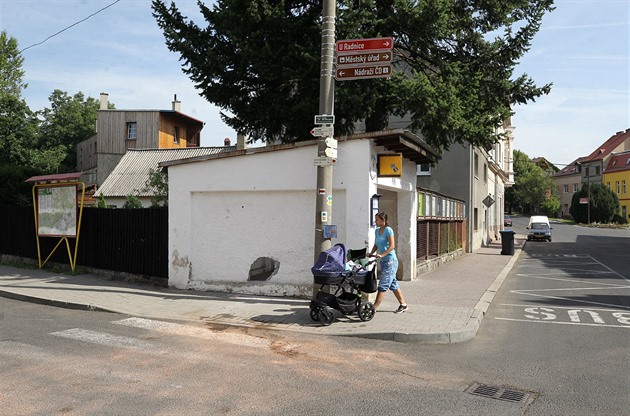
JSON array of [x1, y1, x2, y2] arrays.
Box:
[[0, 236, 525, 343]]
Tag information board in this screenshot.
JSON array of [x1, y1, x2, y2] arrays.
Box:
[[37, 185, 77, 237]]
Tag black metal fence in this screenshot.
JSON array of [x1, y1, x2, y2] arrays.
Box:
[[0, 204, 168, 278]]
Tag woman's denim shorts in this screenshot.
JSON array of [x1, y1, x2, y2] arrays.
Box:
[[378, 257, 399, 291]]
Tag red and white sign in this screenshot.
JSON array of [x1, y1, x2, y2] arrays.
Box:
[[579, 197, 589, 204], [336, 37, 393, 53]]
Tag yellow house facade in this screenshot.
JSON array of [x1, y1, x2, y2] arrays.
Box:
[[603, 150, 630, 221]]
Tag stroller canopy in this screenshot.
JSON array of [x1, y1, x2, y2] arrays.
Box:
[[311, 243, 347, 277]]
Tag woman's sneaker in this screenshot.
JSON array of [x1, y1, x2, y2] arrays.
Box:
[[394, 304, 408, 314]]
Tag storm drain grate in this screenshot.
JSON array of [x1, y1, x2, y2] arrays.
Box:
[[466, 382, 533, 404]]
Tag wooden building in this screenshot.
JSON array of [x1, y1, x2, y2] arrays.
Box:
[[77, 93, 204, 186]]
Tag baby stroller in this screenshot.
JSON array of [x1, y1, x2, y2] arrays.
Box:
[[309, 243, 377, 326]]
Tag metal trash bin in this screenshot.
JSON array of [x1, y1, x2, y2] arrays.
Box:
[[499, 230, 516, 255]]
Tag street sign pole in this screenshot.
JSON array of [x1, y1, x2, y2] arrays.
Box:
[[314, 0, 336, 272]]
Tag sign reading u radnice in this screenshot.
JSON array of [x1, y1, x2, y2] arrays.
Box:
[[335, 37, 393, 81]]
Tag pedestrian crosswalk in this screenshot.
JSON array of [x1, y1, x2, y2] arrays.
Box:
[[51, 327, 166, 353], [46, 317, 270, 353]]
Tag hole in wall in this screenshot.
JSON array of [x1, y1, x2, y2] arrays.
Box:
[[248, 257, 279, 281]]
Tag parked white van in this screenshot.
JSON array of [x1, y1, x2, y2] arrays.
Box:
[[527, 215, 552, 242]]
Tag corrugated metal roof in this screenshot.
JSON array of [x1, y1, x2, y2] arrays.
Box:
[[96, 147, 235, 197]]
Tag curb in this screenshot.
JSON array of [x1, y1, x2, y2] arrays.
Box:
[[0, 289, 113, 313]]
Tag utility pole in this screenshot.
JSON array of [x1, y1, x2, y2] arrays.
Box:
[[314, 0, 336, 262]]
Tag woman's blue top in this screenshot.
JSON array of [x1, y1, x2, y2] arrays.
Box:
[[375, 226, 396, 260]]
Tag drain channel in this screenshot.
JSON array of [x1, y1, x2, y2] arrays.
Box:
[[466, 382, 533, 404]]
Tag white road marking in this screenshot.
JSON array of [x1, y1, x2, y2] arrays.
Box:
[[113, 317, 269, 348], [495, 317, 630, 329], [50, 328, 165, 353], [496, 253, 630, 328], [501, 303, 629, 312]]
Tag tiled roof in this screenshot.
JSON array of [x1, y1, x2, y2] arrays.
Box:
[[96, 147, 235, 197], [553, 157, 584, 177], [581, 129, 630, 162], [604, 150, 630, 173]]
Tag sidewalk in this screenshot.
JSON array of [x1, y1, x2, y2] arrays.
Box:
[[0, 236, 524, 343]]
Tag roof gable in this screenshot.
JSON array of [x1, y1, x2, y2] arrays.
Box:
[[582, 129, 630, 162], [604, 150, 630, 173]]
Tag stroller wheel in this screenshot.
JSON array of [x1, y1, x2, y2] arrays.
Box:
[[358, 302, 375, 321], [319, 308, 334, 326], [310, 308, 320, 321]]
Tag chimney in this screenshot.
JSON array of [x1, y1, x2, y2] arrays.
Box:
[[172, 94, 181, 112], [237, 133, 247, 151], [224, 138, 231, 146], [99, 92, 109, 110]]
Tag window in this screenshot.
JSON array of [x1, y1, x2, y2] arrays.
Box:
[[416, 163, 431, 176], [585, 166, 590, 177], [573, 183, 578, 192], [474, 208, 478, 231], [595, 166, 601, 175], [616, 181, 620, 194], [607, 182, 611, 188], [563, 184, 568, 193], [127, 122, 137, 140], [174, 126, 179, 144], [484, 163, 487, 184], [474, 153, 479, 178], [623, 180, 627, 194]]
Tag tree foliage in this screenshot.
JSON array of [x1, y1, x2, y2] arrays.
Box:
[[37, 90, 100, 172], [1, 31, 108, 205], [152, 0, 553, 152], [143, 168, 169, 207], [505, 149, 555, 214], [0, 31, 26, 96], [123, 194, 144, 209], [570, 183, 619, 224], [0, 164, 40, 206]]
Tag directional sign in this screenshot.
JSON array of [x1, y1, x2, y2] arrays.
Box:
[[324, 147, 337, 158], [324, 137, 337, 149], [314, 115, 335, 125], [336, 51, 392, 66], [335, 64, 393, 81], [314, 156, 336, 166], [310, 125, 334, 137], [336, 37, 393, 53]]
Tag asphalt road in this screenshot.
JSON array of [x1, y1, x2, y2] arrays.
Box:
[[482, 216, 630, 414], [2, 216, 628, 415]]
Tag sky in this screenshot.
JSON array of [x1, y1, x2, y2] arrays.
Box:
[[1, 0, 628, 167]]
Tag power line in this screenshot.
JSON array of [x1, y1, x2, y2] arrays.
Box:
[[19, 0, 122, 53]]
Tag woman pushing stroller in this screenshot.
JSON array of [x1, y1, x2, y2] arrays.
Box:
[[369, 212, 408, 314]]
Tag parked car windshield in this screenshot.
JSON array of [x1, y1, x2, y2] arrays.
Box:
[[531, 223, 549, 230]]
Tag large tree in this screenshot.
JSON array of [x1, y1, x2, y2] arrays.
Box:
[[506, 149, 556, 215], [37, 90, 101, 172], [152, 0, 553, 151], [0, 31, 26, 96], [570, 183, 619, 224]]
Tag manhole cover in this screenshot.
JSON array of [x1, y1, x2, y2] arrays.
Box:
[[466, 382, 534, 404]]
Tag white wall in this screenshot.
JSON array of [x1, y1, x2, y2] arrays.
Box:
[[167, 138, 419, 296]]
